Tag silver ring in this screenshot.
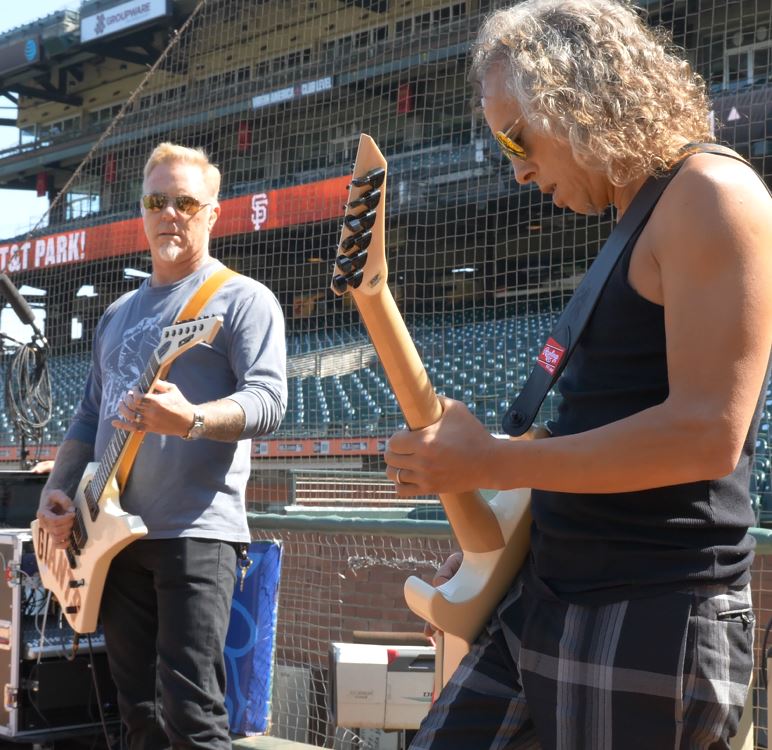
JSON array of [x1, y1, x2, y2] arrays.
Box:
[[134, 411, 142, 423], [395, 468, 402, 485]]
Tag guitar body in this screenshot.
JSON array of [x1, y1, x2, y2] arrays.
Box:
[[332, 135, 539, 688], [404, 486, 531, 687], [31, 462, 148, 634]]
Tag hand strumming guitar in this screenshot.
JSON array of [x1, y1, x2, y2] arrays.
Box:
[[423, 551, 464, 637]]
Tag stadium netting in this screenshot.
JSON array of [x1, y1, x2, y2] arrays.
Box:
[[2, 0, 771, 746]]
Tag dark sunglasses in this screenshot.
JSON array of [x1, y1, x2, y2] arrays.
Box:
[[142, 193, 209, 216], [494, 118, 527, 161]]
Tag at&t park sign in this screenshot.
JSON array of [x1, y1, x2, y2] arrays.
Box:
[[0, 175, 349, 274]]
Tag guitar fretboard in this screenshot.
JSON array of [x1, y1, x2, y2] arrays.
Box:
[[85, 350, 163, 519]]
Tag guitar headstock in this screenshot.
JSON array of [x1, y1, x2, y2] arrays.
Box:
[[331, 134, 388, 298], [155, 314, 223, 366]]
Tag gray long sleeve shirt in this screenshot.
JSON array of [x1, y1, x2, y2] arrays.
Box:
[[65, 260, 287, 542]]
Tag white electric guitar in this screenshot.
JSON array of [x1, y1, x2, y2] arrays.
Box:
[[331, 134, 542, 689], [31, 315, 223, 633]]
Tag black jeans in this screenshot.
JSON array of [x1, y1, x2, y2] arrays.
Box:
[[101, 538, 237, 750]]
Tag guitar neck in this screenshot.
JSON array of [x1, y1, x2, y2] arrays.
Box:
[[333, 134, 505, 554], [359, 291, 440, 430], [93, 348, 174, 498], [354, 286, 504, 554]]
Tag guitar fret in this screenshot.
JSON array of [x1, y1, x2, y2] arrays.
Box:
[[138, 353, 160, 395]]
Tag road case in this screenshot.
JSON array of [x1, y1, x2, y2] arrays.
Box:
[[0, 528, 119, 743]]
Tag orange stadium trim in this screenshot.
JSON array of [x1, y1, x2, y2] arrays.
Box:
[[0, 174, 351, 273]]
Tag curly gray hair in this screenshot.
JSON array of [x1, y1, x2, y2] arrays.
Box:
[[469, 0, 714, 185]]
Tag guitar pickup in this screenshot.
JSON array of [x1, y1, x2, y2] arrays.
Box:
[[84, 480, 100, 522], [73, 509, 88, 549]]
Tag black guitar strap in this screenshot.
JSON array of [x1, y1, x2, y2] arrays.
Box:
[[501, 144, 751, 437]]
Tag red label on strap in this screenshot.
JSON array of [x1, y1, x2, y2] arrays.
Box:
[[537, 337, 566, 375]]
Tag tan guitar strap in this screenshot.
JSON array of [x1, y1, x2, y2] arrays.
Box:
[[116, 265, 239, 489], [173, 266, 239, 323]]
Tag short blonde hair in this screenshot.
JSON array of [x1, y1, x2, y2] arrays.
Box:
[[469, 0, 714, 185], [143, 142, 221, 200]]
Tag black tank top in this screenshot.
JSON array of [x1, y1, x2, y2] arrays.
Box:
[[529, 150, 767, 604]]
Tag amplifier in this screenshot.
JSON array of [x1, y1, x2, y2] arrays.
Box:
[[0, 471, 46, 528], [0, 528, 120, 742]]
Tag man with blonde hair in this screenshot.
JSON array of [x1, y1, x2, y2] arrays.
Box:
[[36, 142, 287, 748], [384, 1, 772, 747]]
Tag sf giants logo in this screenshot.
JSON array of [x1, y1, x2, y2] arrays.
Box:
[[537, 337, 566, 376], [251, 193, 269, 231]]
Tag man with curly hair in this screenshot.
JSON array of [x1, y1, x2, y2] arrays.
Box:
[[384, 0, 772, 747]]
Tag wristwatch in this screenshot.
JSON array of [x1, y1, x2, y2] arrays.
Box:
[[183, 410, 205, 440]]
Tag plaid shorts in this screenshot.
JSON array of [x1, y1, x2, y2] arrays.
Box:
[[410, 570, 754, 750]]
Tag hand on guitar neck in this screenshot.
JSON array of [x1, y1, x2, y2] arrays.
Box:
[[385, 395, 547, 497]]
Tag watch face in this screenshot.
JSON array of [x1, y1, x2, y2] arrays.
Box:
[[185, 412, 205, 440], [194, 413, 205, 432]]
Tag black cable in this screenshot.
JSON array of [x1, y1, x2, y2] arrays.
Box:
[[24, 660, 51, 728], [3, 338, 52, 465], [87, 633, 116, 750]]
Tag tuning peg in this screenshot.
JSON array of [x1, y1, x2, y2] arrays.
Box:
[[348, 189, 381, 211], [351, 167, 385, 190], [332, 275, 349, 294], [341, 230, 372, 253], [344, 210, 376, 234], [336, 250, 368, 275]]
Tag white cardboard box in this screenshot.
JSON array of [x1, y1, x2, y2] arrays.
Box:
[[329, 642, 435, 730]]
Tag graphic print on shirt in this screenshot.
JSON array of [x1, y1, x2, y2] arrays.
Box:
[[101, 314, 163, 418]]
